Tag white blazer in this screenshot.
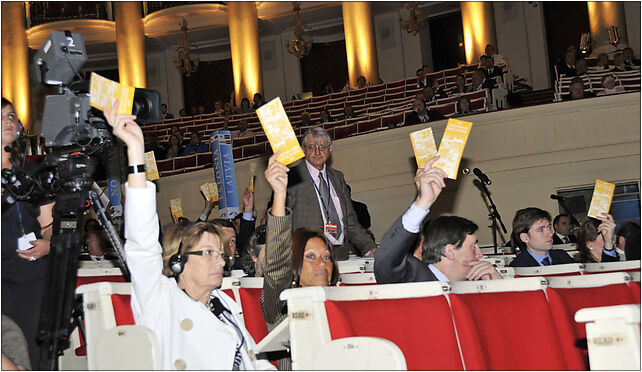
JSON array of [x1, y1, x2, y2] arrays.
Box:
[[124, 182, 275, 370]]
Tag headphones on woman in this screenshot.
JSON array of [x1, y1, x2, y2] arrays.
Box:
[[169, 221, 199, 276]]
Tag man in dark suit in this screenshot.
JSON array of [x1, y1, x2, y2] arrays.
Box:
[[471, 69, 496, 91], [404, 98, 445, 126], [286, 127, 376, 260], [375, 157, 502, 283], [509, 208, 576, 267], [552, 213, 577, 245], [482, 55, 503, 79], [160, 103, 174, 120]]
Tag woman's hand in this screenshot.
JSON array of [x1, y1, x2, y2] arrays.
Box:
[[596, 213, 616, 250], [104, 100, 144, 162], [17, 239, 50, 261], [265, 152, 289, 216]]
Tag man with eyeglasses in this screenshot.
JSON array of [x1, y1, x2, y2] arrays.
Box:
[[509, 207, 575, 267], [285, 127, 377, 260]]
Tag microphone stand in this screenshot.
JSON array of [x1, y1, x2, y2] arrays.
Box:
[[477, 180, 508, 255]]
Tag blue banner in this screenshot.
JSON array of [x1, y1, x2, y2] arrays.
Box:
[[211, 130, 239, 219]]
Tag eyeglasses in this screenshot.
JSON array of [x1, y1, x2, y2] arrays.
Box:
[[304, 144, 330, 152], [530, 224, 553, 234], [2, 112, 18, 123], [185, 249, 228, 261]]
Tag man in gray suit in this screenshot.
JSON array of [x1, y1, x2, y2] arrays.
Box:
[[374, 156, 501, 283], [286, 127, 376, 260]]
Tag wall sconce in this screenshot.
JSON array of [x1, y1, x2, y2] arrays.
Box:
[[607, 26, 621, 49], [579, 33, 592, 55]]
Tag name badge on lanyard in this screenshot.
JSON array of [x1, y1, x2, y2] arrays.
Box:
[[324, 223, 338, 235], [15, 203, 36, 251]]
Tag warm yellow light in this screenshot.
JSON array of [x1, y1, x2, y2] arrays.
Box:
[[114, 2, 147, 88], [460, 1, 496, 65], [342, 2, 379, 87], [1, 2, 31, 129], [587, 2, 627, 50], [228, 2, 262, 104]]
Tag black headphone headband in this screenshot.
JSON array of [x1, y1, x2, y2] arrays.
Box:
[[169, 221, 200, 276]]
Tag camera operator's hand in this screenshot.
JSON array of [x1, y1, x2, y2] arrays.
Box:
[[17, 239, 50, 261]]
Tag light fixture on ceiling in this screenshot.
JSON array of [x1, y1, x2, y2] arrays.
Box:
[[579, 33, 592, 55], [174, 18, 200, 77], [398, 2, 427, 36], [285, 2, 312, 59]]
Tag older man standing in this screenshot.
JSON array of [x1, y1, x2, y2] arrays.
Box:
[[286, 127, 376, 260]]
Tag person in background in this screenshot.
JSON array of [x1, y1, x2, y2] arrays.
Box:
[[237, 98, 252, 114], [252, 93, 265, 110], [470, 69, 495, 91], [319, 107, 332, 123], [565, 77, 588, 101], [165, 134, 184, 159], [557, 50, 577, 77], [452, 74, 470, 94], [342, 103, 356, 119], [179, 108, 188, 117], [597, 75, 625, 96], [244, 225, 266, 277], [182, 132, 209, 156], [236, 119, 255, 138], [321, 82, 334, 95], [146, 133, 165, 161], [213, 100, 224, 116], [485, 44, 507, 66], [574, 57, 588, 76], [197, 105, 206, 115], [575, 214, 619, 263], [211, 219, 243, 272], [356, 75, 367, 89], [453, 96, 476, 117], [616, 221, 641, 260], [161, 103, 174, 120], [594, 53, 611, 71], [622, 47, 640, 67], [611, 52, 633, 72], [552, 213, 576, 244], [300, 111, 313, 127]]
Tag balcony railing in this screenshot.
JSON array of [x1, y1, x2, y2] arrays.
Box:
[[27, 1, 112, 28], [143, 1, 225, 17]]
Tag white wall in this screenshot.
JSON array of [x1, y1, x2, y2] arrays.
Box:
[[494, 2, 550, 90], [624, 1, 641, 58], [374, 11, 423, 82], [260, 32, 302, 101], [163, 49, 184, 116]]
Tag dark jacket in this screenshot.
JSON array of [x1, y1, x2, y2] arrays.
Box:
[[508, 249, 576, 267]]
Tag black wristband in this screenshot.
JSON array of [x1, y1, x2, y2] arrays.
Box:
[[127, 164, 146, 175]]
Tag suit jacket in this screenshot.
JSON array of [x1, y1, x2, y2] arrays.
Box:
[[404, 110, 446, 126], [552, 233, 577, 245], [508, 249, 576, 267], [286, 161, 376, 260], [487, 67, 503, 79], [374, 217, 438, 284]]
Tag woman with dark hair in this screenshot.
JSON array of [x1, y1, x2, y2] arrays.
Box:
[[575, 213, 619, 263], [164, 134, 184, 159], [237, 98, 252, 114], [616, 221, 641, 261], [319, 107, 332, 123], [1, 98, 55, 368], [261, 153, 339, 369], [451, 74, 470, 94], [453, 96, 476, 117]]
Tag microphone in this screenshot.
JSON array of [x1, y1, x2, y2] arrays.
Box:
[[473, 168, 491, 185], [550, 194, 565, 201]]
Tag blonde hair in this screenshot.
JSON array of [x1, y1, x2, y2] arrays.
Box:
[[161, 220, 228, 277]]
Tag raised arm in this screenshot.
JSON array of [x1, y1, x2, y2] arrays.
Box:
[[260, 153, 294, 326]]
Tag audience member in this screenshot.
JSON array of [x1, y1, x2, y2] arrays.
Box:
[[160, 103, 174, 120], [319, 108, 332, 123], [509, 207, 576, 267], [452, 74, 470, 94], [611, 52, 633, 72], [236, 119, 255, 138], [356, 75, 367, 89], [482, 55, 503, 78], [425, 76, 448, 98], [404, 98, 445, 125], [179, 108, 187, 117], [197, 105, 206, 115], [261, 153, 340, 369], [252, 93, 265, 110], [165, 134, 184, 159], [416, 68, 427, 88], [574, 57, 588, 76], [2, 98, 53, 368], [285, 127, 377, 260], [222, 103, 233, 117], [422, 64, 430, 77], [213, 100, 224, 116], [575, 214, 619, 263], [453, 96, 476, 117], [422, 85, 438, 103], [471, 69, 496, 91], [189, 106, 198, 116], [182, 132, 209, 155], [374, 156, 501, 283], [597, 75, 625, 96], [244, 225, 266, 277], [235, 187, 258, 272], [237, 98, 252, 114], [81, 227, 117, 261], [564, 77, 589, 101], [616, 221, 641, 260], [101, 105, 273, 370], [622, 47, 640, 67], [485, 44, 507, 66], [145, 133, 165, 161], [321, 82, 334, 95], [342, 103, 356, 119], [212, 218, 243, 272], [558, 50, 577, 77], [552, 213, 576, 244], [594, 53, 611, 71], [300, 111, 313, 127]]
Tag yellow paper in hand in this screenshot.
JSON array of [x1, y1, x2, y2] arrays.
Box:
[[89, 72, 135, 115], [256, 97, 305, 165], [410, 127, 438, 169], [433, 118, 473, 179], [208, 182, 219, 202], [143, 151, 160, 181], [200, 183, 212, 200], [587, 179, 615, 218], [169, 198, 184, 221], [248, 162, 257, 192]]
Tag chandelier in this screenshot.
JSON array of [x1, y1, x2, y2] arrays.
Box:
[[174, 18, 200, 77], [285, 2, 312, 59], [398, 3, 427, 36]]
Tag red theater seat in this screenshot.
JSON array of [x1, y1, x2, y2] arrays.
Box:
[[334, 123, 358, 139], [239, 288, 269, 343], [630, 281, 640, 303], [324, 296, 463, 370], [449, 289, 570, 370], [76, 275, 126, 287], [156, 158, 173, 172], [243, 143, 266, 158], [173, 155, 196, 169], [196, 152, 212, 166], [358, 118, 381, 133]]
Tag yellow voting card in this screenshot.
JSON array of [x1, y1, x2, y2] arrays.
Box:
[[208, 182, 219, 202], [143, 151, 160, 181], [587, 179, 615, 218], [200, 183, 211, 200], [248, 162, 257, 192], [256, 97, 305, 165], [170, 198, 184, 221], [410, 127, 438, 169], [433, 118, 473, 179], [89, 73, 135, 115]]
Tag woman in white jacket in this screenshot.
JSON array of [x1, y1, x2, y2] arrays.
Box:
[[104, 103, 275, 371]]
